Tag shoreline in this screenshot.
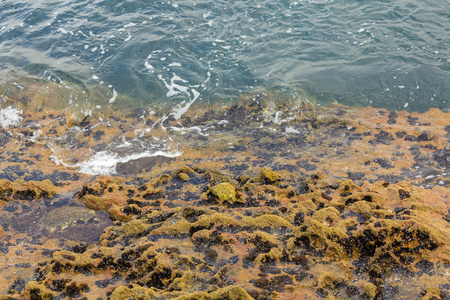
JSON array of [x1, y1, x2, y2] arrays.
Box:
[[0, 91, 449, 299]]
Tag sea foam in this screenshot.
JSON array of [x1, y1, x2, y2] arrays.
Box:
[[0, 106, 22, 129]]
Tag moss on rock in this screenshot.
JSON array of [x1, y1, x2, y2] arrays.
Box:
[[258, 167, 281, 184], [211, 182, 237, 204], [110, 285, 158, 300], [362, 282, 377, 298]]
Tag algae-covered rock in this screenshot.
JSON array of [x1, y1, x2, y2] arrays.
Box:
[[420, 287, 442, 300], [156, 173, 172, 185], [313, 206, 340, 224], [173, 292, 211, 300], [154, 211, 292, 237], [24, 281, 57, 300], [2, 82, 450, 300], [210, 286, 254, 300], [317, 271, 335, 289], [166, 273, 200, 292], [244, 214, 292, 229], [258, 167, 281, 184], [0, 179, 57, 202], [40, 206, 96, 232], [173, 286, 254, 300], [362, 282, 377, 298], [211, 182, 237, 204], [121, 219, 150, 237], [254, 247, 282, 264], [110, 285, 158, 300], [178, 172, 190, 181], [173, 166, 195, 176]]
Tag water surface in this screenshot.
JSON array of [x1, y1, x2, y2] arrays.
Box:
[[1, 0, 449, 112]]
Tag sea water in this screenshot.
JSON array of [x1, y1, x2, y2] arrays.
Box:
[[1, 0, 448, 112], [0, 0, 449, 175]]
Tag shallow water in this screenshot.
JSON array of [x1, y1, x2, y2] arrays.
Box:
[[1, 2, 450, 298], [1, 0, 449, 112], [0, 0, 449, 177]]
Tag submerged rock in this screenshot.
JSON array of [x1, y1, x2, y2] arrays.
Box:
[[116, 155, 176, 175]]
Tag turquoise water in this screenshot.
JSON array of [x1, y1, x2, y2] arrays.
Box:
[[0, 0, 449, 112]]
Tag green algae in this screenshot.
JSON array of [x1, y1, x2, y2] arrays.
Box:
[[154, 211, 293, 236], [244, 214, 292, 229], [362, 282, 377, 298], [254, 247, 283, 264], [257, 167, 281, 184], [110, 285, 158, 300], [210, 182, 238, 204], [177, 172, 190, 181], [349, 201, 373, 214], [121, 219, 150, 237], [245, 231, 280, 246], [23, 281, 56, 300], [317, 271, 335, 289], [172, 286, 254, 300], [312, 206, 340, 223]]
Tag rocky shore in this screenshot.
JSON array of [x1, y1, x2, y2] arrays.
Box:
[[0, 90, 449, 299]]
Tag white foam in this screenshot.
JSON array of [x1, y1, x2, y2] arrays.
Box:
[[273, 111, 294, 125], [109, 89, 118, 103], [124, 22, 136, 28], [159, 74, 189, 97], [57, 28, 73, 35], [171, 88, 200, 119], [77, 150, 182, 175], [170, 125, 208, 136], [286, 127, 300, 134], [84, 109, 92, 117], [0, 106, 23, 128], [145, 61, 154, 70]]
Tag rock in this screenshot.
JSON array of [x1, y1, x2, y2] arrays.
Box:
[[210, 183, 237, 204], [23, 281, 56, 299], [209, 285, 255, 300], [363, 282, 377, 298], [121, 219, 150, 237], [177, 172, 190, 181], [0, 179, 57, 203], [39, 206, 113, 242], [317, 271, 335, 289], [259, 167, 281, 184], [0, 99, 449, 299], [116, 156, 176, 175], [110, 285, 158, 300], [420, 287, 442, 300]]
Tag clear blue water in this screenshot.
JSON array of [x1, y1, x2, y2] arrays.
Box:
[[0, 0, 449, 112]]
